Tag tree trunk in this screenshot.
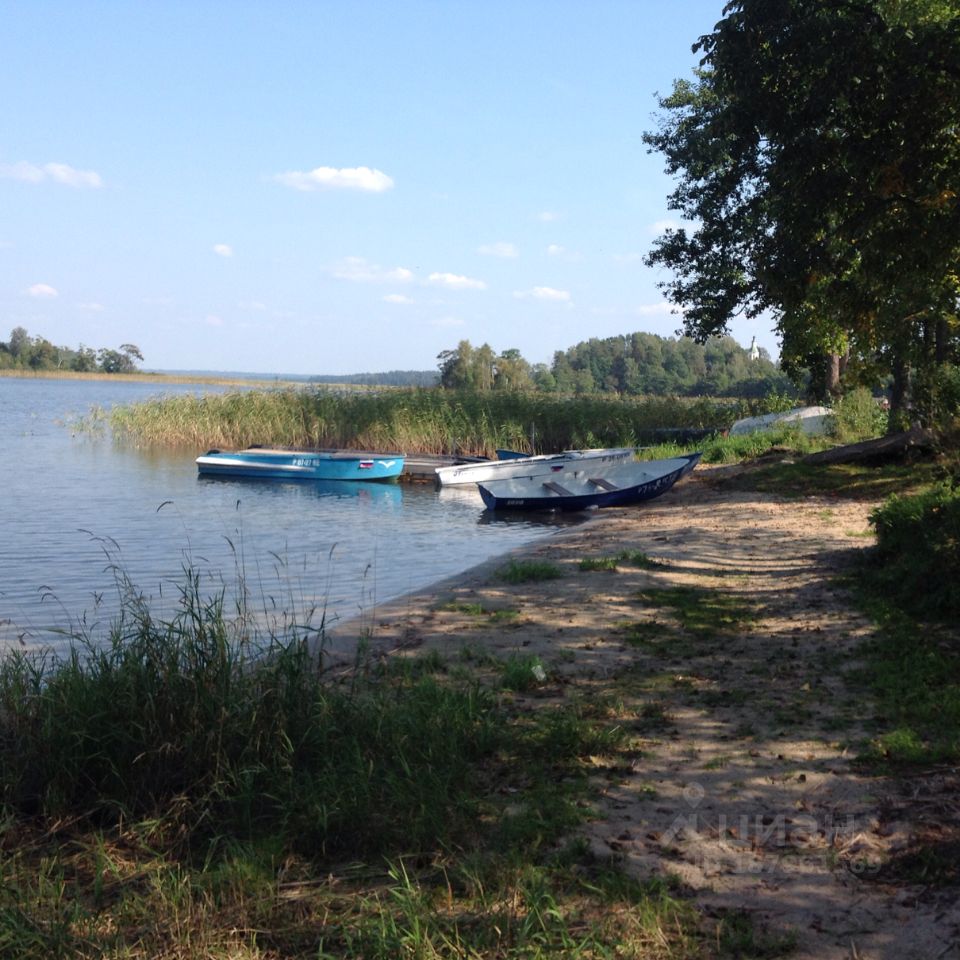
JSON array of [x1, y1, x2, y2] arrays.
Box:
[[935, 315, 950, 365], [889, 353, 912, 430]]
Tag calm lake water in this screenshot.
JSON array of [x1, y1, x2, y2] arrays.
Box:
[[1, 377, 583, 655]]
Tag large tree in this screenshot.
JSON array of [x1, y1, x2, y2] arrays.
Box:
[[645, 0, 960, 424]]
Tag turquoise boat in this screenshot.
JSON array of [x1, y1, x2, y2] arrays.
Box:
[[195, 447, 405, 482]]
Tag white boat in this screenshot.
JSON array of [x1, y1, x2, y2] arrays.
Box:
[[434, 447, 636, 487], [729, 406, 832, 437]]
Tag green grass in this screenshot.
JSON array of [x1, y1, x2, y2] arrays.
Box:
[[3, 563, 754, 959], [636, 586, 758, 640], [718, 458, 944, 500], [497, 558, 564, 583], [439, 601, 521, 624], [581, 550, 667, 572]]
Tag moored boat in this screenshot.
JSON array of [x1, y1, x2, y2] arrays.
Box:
[[435, 447, 635, 487], [196, 447, 405, 482], [477, 452, 701, 512]]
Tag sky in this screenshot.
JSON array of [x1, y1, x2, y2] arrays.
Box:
[[0, 0, 779, 376]]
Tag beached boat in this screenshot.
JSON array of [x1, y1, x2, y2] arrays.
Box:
[[729, 406, 832, 437], [435, 447, 635, 487], [195, 447, 405, 482], [477, 453, 701, 512]]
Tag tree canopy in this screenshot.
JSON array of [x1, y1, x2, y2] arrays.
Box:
[[644, 0, 960, 424], [0, 327, 144, 374], [437, 333, 791, 398]]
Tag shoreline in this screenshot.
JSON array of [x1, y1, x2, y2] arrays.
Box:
[[325, 463, 959, 958]]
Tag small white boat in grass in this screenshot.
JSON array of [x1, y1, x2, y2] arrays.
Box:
[[477, 453, 701, 512], [729, 406, 832, 437], [434, 447, 636, 487]]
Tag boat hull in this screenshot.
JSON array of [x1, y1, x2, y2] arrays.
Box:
[[196, 448, 405, 482], [435, 447, 635, 487], [477, 453, 701, 511]]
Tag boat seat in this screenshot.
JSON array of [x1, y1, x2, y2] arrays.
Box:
[[589, 477, 619, 491], [542, 481, 574, 497]]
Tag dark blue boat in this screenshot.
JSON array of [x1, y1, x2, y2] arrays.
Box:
[[477, 453, 701, 512]]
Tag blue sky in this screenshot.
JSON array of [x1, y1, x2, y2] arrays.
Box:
[[1, 0, 777, 376]]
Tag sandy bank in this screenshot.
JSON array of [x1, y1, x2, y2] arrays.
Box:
[[328, 464, 959, 958]]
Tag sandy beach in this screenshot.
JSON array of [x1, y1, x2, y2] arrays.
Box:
[[328, 463, 960, 959]]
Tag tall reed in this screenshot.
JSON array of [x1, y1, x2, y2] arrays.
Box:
[[0, 566, 503, 858], [104, 386, 756, 455]]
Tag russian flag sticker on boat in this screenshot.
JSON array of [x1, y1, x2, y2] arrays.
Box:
[[359, 460, 374, 469]]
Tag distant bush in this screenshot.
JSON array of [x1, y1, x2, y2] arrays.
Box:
[[868, 481, 960, 620], [829, 387, 888, 443]]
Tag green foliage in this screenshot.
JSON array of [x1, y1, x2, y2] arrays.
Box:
[[645, 1, 960, 420], [0, 326, 143, 374], [439, 332, 794, 398], [828, 387, 889, 442], [848, 479, 960, 765], [868, 481, 960, 620]]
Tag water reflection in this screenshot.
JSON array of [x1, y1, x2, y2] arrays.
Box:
[[198, 474, 405, 505]]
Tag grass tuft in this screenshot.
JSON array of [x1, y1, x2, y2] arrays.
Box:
[[497, 558, 564, 583]]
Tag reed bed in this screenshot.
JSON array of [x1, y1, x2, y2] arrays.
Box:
[[103, 386, 757, 455]]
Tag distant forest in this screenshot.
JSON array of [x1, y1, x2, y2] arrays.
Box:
[[436, 333, 794, 398], [0, 326, 143, 374], [1, 325, 794, 398]]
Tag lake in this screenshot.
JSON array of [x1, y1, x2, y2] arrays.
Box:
[[0, 377, 583, 655]]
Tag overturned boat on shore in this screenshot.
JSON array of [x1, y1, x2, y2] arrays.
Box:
[[477, 452, 701, 512]]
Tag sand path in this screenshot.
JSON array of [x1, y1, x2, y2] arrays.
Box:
[[329, 465, 960, 959]]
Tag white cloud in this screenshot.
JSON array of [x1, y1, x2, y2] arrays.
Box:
[[383, 293, 414, 304], [213, 243, 233, 257], [427, 272, 486, 291], [204, 314, 224, 327], [537, 210, 562, 222], [477, 241, 518, 258], [1, 160, 102, 188], [273, 165, 394, 193], [514, 286, 571, 303], [26, 283, 58, 298], [546, 244, 583, 262], [79, 302, 104, 312], [329, 256, 414, 284]]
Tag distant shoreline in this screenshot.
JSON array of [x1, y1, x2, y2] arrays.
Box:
[[0, 368, 319, 387]]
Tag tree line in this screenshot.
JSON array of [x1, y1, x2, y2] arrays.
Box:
[[437, 333, 793, 397], [0, 327, 143, 374]]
